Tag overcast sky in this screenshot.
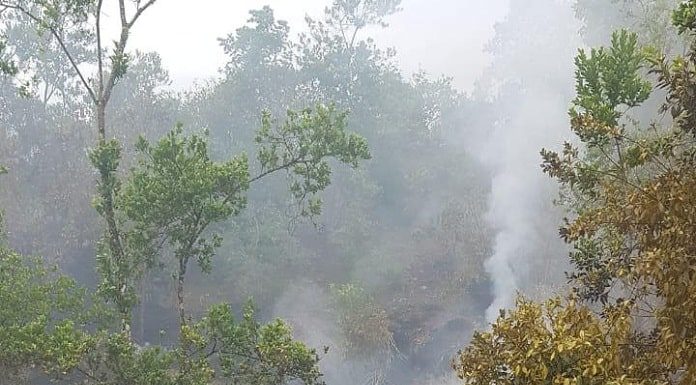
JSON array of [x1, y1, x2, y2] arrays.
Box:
[[106, 0, 510, 92]]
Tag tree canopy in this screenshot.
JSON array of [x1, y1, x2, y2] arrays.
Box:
[[455, 2, 696, 384]]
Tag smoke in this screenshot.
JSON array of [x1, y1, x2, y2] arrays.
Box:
[[272, 281, 483, 385], [271, 282, 377, 385], [1, 0, 645, 383], [466, 0, 582, 322]]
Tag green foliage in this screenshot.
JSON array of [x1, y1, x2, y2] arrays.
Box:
[[0, 37, 17, 76], [114, 105, 369, 296], [123, 124, 250, 274], [194, 9, 485, 384], [256, 104, 371, 217], [571, 29, 651, 128], [543, 29, 652, 195], [89, 139, 122, 217], [71, 301, 322, 385], [220, 6, 292, 74], [329, 284, 393, 357], [673, 0, 696, 33], [325, 0, 402, 30], [89, 139, 142, 326], [93, 333, 179, 385], [109, 46, 131, 82], [574, 0, 685, 51], [0, 247, 91, 380], [0, 0, 95, 81], [2, 1, 484, 383], [200, 302, 324, 385], [459, 4, 696, 384]]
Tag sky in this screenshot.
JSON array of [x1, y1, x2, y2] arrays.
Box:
[[104, 0, 510, 92]]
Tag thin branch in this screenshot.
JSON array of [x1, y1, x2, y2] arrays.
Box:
[[101, 0, 159, 108], [118, 0, 127, 27], [205, 340, 218, 359], [0, 2, 98, 103], [96, 0, 104, 96], [101, 28, 128, 107], [249, 158, 308, 184], [74, 362, 102, 383], [128, 0, 159, 28], [349, 25, 360, 50]]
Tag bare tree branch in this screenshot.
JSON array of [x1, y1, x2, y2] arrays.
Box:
[[101, 0, 160, 108], [96, 0, 104, 95], [101, 28, 127, 109], [119, 0, 127, 27], [0, 1, 98, 103], [128, 0, 159, 28]]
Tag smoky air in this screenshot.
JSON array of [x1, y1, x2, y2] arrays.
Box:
[[0, 1, 689, 384]]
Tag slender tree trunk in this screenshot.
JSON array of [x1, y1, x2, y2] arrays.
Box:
[[138, 274, 147, 342], [97, 101, 106, 140], [96, 99, 132, 337], [176, 258, 188, 329]]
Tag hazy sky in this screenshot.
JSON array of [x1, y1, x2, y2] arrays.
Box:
[[106, 1, 509, 92]]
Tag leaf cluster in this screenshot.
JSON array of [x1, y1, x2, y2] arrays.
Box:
[[0, 247, 91, 380], [123, 124, 250, 274], [256, 104, 370, 218], [199, 302, 324, 385]]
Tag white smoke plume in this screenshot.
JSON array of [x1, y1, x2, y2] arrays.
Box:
[[467, 0, 582, 322]]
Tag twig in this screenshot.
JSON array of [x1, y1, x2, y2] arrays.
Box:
[[0, 1, 98, 103]]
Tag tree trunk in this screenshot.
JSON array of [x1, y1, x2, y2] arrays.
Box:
[[177, 258, 188, 330], [97, 101, 106, 140], [96, 100, 132, 338], [138, 273, 147, 342]]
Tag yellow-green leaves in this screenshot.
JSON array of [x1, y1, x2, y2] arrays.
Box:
[[458, 6, 696, 385], [453, 297, 644, 385]]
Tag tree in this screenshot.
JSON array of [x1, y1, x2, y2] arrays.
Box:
[[574, 0, 686, 50], [198, 7, 492, 384], [455, 2, 696, 384], [111, 104, 369, 335], [2, 2, 372, 384], [0, 0, 165, 335], [454, 297, 649, 385], [0, 245, 91, 384], [0, 36, 17, 75], [324, 0, 402, 51], [329, 283, 395, 385], [0, 121, 91, 385], [82, 105, 369, 384], [3, 1, 492, 383]]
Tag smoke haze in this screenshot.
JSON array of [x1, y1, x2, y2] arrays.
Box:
[[0, 0, 658, 383]]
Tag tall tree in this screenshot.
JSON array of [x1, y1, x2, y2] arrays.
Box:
[[455, 3, 696, 384], [0, 0, 163, 336], [117, 106, 369, 332]]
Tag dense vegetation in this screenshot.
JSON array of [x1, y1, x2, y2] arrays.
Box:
[[455, 2, 696, 384], [2, 0, 696, 384]]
